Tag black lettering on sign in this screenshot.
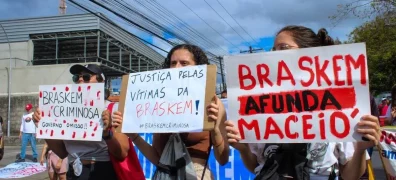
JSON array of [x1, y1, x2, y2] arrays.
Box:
[[53, 106, 100, 119], [178, 69, 204, 79], [130, 71, 172, 84], [42, 91, 83, 105], [130, 87, 166, 101], [177, 87, 189, 96]]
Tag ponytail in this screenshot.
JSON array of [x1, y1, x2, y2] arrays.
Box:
[[317, 28, 334, 46]]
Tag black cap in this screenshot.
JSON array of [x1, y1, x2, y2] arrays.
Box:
[[70, 64, 105, 80]]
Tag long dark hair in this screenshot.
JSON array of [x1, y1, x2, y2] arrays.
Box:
[[162, 44, 209, 68], [277, 25, 334, 48]]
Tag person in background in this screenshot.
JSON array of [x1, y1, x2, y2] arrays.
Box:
[[385, 85, 396, 126], [33, 64, 129, 180], [220, 90, 227, 99], [225, 26, 381, 180], [40, 142, 67, 180], [379, 97, 388, 116], [0, 116, 4, 161], [16, 104, 37, 163]]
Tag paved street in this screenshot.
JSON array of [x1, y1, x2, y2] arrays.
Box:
[[0, 145, 388, 179]]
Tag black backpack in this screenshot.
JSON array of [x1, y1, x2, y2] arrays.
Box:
[[254, 143, 310, 180]]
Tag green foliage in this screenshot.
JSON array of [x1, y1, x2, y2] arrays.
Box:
[[349, 15, 396, 92]]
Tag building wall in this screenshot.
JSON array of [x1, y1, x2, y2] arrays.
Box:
[[0, 41, 33, 68]]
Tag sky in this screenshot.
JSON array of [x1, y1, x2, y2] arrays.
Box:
[[0, 0, 370, 93]]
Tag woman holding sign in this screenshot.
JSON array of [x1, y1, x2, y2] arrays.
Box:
[[225, 26, 381, 180], [32, 64, 130, 180], [124, 44, 229, 180]]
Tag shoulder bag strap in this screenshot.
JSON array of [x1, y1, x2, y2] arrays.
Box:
[[201, 131, 213, 180]]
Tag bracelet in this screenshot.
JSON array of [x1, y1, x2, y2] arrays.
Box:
[[132, 135, 139, 142], [102, 129, 113, 141], [213, 137, 224, 147]]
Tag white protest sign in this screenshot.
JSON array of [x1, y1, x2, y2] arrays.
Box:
[[224, 43, 370, 143], [37, 83, 105, 141], [379, 128, 396, 179], [122, 65, 208, 133]]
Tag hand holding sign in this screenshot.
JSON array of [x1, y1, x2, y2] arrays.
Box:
[[207, 96, 224, 131], [355, 115, 381, 150]]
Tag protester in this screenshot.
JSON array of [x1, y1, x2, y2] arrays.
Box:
[[40, 142, 67, 180], [225, 26, 381, 180], [32, 64, 129, 180], [117, 44, 229, 180], [385, 84, 396, 125], [379, 97, 389, 116], [16, 104, 37, 163]]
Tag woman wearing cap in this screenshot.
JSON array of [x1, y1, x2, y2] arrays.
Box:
[[16, 104, 38, 163], [32, 64, 130, 180]]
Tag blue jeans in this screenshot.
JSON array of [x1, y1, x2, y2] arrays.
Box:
[[20, 133, 37, 159]]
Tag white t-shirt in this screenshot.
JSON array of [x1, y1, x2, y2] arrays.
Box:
[[20, 112, 36, 133], [249, 142, 370, 180], [64, 101, 119, 162]]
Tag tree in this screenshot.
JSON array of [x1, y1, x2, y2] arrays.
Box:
[[330, 0, 396, 26], [348, 14, 396, 92]]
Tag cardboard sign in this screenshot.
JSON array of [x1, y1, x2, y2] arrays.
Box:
[[37, 83, 105, 141], [118, 65, 217, 133], [224, 43, 370, 143]]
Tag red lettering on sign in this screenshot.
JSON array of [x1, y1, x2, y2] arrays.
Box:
[[330, 112, 350, 139], [238, 118, 260, 140], [237, 111, 352, 141], [238, 64, 256, 90], [277, 60, 295, 86], [332, 55, 345, 86], [256, 64, 273, 88], [298, 56, 314, 87], [136, 100, 193, 118], [264, 117, 284, 139], [285, 115, 298, 139], [302, 115, 315, 139], [345, 54, 367, 85]]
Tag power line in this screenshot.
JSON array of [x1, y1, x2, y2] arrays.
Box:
[[215, 0, 259, 44], [178, 0, 241, 51], [202, 0, 251, 46], [139, 0, 229, 56], [67, 0, 170, 53]]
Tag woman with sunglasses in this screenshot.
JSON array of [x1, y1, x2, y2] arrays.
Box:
[[225, 26, 381, 180], [113, 44, 229, 180], [32, 64, 129, 180]]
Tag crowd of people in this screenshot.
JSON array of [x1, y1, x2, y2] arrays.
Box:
[[5, 25, 385, 180]]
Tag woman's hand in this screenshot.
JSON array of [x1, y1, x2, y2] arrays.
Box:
[[356, 115, 381, 150], [32, 108, 42, 123], [207, 95, 225, 132], [225, 120, 246, 151], [112, 111, 123, 130]]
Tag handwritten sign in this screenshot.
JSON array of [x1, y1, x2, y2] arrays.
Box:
[[379, 128, 396, 179], [224, 43, 370, 143], [37, 83, 105, 141], [120, 65, 217, 133]]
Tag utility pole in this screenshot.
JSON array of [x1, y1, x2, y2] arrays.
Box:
[[240, 46, 263, 53], [218, 56, 226, 91]]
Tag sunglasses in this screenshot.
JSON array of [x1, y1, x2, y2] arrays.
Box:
[[72, 74, 93, 83]]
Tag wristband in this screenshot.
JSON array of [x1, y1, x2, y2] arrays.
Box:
[[102, 129, 113, 141]]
